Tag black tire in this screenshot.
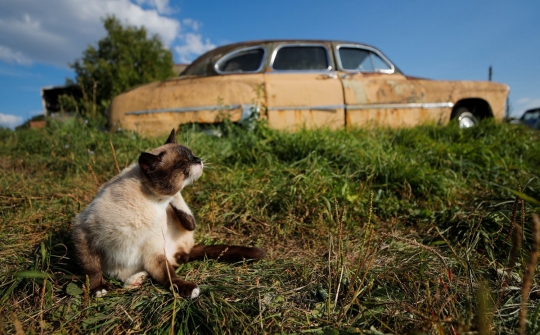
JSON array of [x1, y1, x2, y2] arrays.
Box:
[[452, 107, 478, 128]]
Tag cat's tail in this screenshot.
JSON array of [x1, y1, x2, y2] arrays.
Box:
[[188, 245, 266, 262]]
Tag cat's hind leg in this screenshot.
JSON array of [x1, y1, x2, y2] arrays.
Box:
[[72, 227, 108, 296], [143, 253, 199, 299], [124, 271, 148, 289]]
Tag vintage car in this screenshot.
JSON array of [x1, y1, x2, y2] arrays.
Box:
[[108, 40, 509, 137], [518, 108, 540, 130]]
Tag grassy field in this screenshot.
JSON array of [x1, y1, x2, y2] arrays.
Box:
[[0, 118, 539, 334]]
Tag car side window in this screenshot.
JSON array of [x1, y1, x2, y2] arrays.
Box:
[[371, 53, 392, 72], [340, 48, 373, 72], [216, 47, 265, 74], [272, 46, 330, 71], [338, 46, 392, 73]]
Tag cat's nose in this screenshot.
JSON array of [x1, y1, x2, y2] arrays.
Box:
[[194, 157, 202, 164]]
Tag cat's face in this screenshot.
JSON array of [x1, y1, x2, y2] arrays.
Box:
[[138, 130, 203, 196]]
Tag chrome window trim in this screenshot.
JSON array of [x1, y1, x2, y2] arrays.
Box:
[[336, 44, 395, 74], [214, 46, 267, 75], [270, 43, 333, 72]]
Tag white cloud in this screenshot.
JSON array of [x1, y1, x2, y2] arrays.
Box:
[[0, 0, 217, 68], [0, 113, 23, 129], [182, 18, 200, 31], [0, 45, 32, 65], [0, 0, 182, 67], [175, 33, 216, 63], [134, 0, 174, 15]]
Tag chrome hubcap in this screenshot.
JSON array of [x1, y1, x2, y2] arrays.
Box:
[[458, 112, 477, 128]]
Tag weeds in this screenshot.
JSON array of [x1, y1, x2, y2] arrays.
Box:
[[0, 119, 539, 334]]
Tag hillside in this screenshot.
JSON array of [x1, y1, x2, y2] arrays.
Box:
[[0, 119, 539, 334]]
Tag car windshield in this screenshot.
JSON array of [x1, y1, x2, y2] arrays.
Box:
[[272, 46, 329, 71]]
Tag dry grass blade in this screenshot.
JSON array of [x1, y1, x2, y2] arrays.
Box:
[[506, 223, 522, 286], [505, 190, 521, 238], [86, 163, 100, 188], [10, 314, 24, 335], [109, 139, 121, 174], [518, 214, 540, 335], [39, 278, 46, 335], [477, 283, 494, 335]]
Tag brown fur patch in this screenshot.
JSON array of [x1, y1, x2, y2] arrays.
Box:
[[170, 205, 196, 231], [164, 129, 176, 145], [72, 226, 107, 292], [145, 254, 197, 298], [189, 245, 266, 262], [174, 251, 190, 264]]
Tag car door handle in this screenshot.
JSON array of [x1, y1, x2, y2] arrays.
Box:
[[317, 73, 337, 80]]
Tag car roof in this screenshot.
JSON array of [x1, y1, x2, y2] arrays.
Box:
[[201, 39, 378, 56], [181, 39, 397, 77]]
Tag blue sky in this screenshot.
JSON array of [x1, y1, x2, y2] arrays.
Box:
[[0, 0, 539, 128]]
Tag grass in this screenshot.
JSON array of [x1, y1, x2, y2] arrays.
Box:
[[0, 117, 539, 334]]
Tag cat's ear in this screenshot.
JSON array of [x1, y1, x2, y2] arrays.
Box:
[[138, 152, 164, 174], [164, 129, 176, 145]]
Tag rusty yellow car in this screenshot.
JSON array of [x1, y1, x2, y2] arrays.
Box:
[[108, 40, 509, 137]]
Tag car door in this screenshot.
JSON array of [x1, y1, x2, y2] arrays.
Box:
[[336, 44, 446, 127], [264, 43, 345, 130], [110, 45, 268, 136]]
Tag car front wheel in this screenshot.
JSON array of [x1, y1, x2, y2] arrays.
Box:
[[453, 107, 479, 128]]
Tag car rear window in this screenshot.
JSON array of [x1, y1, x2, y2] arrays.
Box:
[[338, 47, 392, 72], [216, 47, 265, 74], [272, 45, 330, 71]]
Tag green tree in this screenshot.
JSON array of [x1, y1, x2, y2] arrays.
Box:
[[68, 16, 175, 119]]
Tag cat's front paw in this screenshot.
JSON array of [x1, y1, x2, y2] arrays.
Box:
[[124, 271, 149, 289], [172, 279, 199, 299]]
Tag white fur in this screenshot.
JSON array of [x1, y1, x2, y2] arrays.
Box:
[[190, 287, 200, 299], [95, 289, 107, 297], [186, 163, 203, 186], [124, 271, 148, 289]]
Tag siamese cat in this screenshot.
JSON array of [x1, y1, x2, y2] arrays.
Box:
[[72, 130, 265, 299]]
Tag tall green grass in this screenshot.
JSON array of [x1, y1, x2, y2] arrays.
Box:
[[0, 119, 539, 334]]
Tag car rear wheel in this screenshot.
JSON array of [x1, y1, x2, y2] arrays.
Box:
[[453, 107, 479, 128]]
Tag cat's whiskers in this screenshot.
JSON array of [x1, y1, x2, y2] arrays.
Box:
[[200, 156, 212, 169]]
